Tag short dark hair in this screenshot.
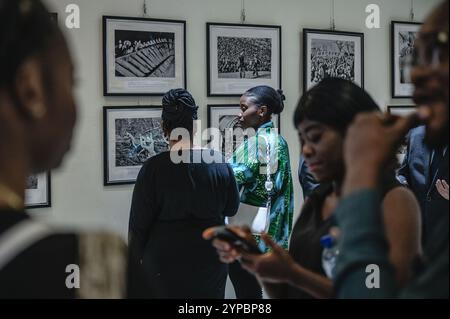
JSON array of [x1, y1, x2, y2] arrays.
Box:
[[0, 0, 61, 89], [243, 85, 286, 115], [294, 78, 380, 134], [162, 88, 198, 134]]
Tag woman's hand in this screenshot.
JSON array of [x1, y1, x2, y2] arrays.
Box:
[[202, 225, 254, 263], [436, 179, 449, 200], [240, 233, 297, 284]]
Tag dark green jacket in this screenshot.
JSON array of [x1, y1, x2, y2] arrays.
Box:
[[334, 190, 449, 299]]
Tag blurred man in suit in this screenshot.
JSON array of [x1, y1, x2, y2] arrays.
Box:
[[398, 125, 448, 248]]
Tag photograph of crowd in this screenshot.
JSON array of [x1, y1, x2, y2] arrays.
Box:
[[207, 23, 281, 96], [114, 30, 175, 78], [217, 36, 272, 79], [114, 117, 168, 167], [310, 39, 356, 86], [304, 29, 363, 91]]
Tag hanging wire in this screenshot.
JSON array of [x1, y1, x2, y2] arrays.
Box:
[[330, 0, 336, 30], [240, 0, 246, 24], [143, 0, 149, 17], [410, 0, 415, 21]]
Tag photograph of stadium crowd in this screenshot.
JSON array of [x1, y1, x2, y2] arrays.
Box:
[[207, 23, 281, 96], [303, 29, 364, 91], [310, 39, 355, 84], [114, 30, 175, 78], [217, 36, 272, 79]]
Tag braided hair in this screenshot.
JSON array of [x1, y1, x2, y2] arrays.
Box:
[[162, 88, 199, 134]]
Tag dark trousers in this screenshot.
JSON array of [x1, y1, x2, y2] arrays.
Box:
[[229, 261, 262, 299]]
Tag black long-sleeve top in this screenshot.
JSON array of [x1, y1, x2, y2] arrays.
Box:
[[128, 149, 240, 298]]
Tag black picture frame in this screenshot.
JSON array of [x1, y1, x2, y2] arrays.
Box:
[[207, 104, 281, 160], [303, 28, 364, 92], [207, 22, 282, 97], [387, 104, 417, 116], [25, 172, 51, 209], [103, 106, 169, 186], [391, 21, 422, 98], [103, 16, 187, 96]]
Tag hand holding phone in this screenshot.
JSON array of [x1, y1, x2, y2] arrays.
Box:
[[206, 226, 262, 255]]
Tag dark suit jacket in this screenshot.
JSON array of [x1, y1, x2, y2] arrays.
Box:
[[397, 126, 449, 250], [298, 157, 319, 199]]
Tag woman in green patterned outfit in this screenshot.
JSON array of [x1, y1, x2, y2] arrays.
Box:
[[227, 85, 293, 299]]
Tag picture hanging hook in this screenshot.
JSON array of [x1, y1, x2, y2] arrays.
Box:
[[143, 0, 149, 17], [330, 0, 336, 31], [240, 0, 246, 24], [410, 0, 415, 21]]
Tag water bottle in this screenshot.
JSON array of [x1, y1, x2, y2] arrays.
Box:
[[320, 234, 339, 279]]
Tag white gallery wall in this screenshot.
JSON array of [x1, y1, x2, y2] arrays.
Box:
[[37, 0, 439, 280]]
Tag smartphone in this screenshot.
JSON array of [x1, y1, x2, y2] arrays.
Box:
[[210, 226, 262, 255]]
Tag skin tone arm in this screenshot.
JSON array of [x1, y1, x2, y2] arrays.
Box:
[[229, 185, 421, 299], [436, 179, 449, 200], [203, 226, 334, 299], [381, 187, 422, 286]]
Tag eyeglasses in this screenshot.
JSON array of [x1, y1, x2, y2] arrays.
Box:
[[412, 31, 449, 67], [401, 31, 449, 82]]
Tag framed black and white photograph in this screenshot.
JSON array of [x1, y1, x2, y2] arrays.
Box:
[[103, 106, 169, 185], [303, 29, 364, 92], [207, 105, 280, 161], [25, 172, 51, 209], [388, 105, 417, 163], [207, 23, 281, 96], [391, 21, 422, 98], [103, 16, 186, 96]]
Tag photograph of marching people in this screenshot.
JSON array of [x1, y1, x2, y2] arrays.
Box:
[[103, 16, 186, 95], [207, 105, 280, 161], [25, 173, 51, 209], [303, 29, 364, 91], [207, 23, 281, 96], [391, 21, 422, 98], [103, 106, 168, 185]]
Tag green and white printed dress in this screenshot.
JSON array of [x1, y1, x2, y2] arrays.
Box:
[[229, 121, 294, 252]]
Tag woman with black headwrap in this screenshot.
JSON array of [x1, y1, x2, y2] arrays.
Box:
[[128, 89, 240, 298]]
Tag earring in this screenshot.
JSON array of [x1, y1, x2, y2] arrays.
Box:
[[31, 104, 46, 119]]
